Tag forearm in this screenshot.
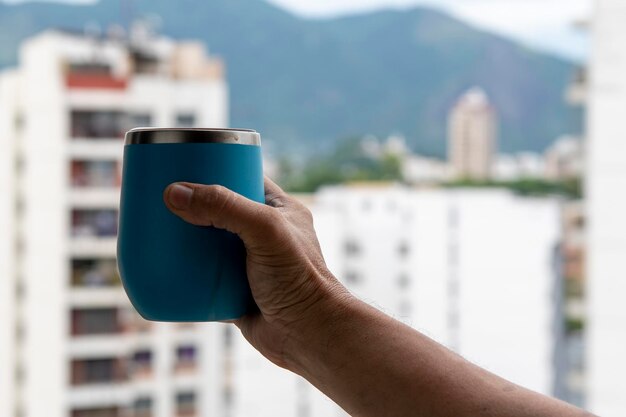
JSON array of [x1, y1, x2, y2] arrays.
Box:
[[284, 278, 590, 417]]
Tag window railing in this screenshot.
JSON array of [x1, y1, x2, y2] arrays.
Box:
[[71, 406, 121, 417]]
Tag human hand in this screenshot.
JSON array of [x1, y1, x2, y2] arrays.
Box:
[[164, 177, 350, 368]]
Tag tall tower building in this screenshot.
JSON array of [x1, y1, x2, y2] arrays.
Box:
[[0, 29, 229, 417], [587, 1, 626, 415], [448, 88, 497, 181]]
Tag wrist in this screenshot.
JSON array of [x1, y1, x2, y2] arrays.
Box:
[[281, 271, 358, 376]]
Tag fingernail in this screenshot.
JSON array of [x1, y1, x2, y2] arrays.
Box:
[[168, 184, 193, 210]]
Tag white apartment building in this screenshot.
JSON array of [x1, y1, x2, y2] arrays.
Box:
[[0, 29, 229, 417], [0, 52, 19, 417], [230, 185, 566, 416], [402, 154, 451, 184], [544, 136, 583, 182], [448, 87, 497, 181], [587, 1, 626, 415], [491, 152, 546, 181]]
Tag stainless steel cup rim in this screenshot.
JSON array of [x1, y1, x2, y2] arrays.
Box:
[[124, 127, 261, 146]]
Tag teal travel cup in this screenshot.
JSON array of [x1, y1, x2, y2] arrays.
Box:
[[117, 128, 264, 321]]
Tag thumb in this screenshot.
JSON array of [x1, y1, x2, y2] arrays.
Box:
[[163, 182, 280, 244]]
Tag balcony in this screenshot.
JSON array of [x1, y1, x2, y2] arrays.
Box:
[[71, 110, 126, 140], [71, 209, 118, 238], [71, 357, 127, 386], [67, 73, 128, 91], [70, 110, 151, 140], [65, 62, 127, 92], [71, 160, 121, 188], [71, 307, 124, 337], [72, 259, 120, 288]]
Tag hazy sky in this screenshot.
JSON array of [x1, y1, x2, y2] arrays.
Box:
[[2, 0, 592, 60], [266, 0, 592, 60]]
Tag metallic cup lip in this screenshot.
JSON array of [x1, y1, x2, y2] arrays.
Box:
[[124, 127, 261, 146]]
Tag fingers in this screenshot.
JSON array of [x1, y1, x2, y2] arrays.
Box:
[[164, 182, 278, 243], [264, 176, 283, 195], [264, 176, 286, 208]]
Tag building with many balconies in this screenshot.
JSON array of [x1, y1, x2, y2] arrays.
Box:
[[0, 28, 228, 417]]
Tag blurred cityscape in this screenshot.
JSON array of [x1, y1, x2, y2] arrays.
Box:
[[0, 0, 622, 416]]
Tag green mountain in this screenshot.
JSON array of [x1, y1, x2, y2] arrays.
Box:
[[0, 0, 580, 156]]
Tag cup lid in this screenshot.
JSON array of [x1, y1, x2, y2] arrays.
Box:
[[124, 128, 261, 146]]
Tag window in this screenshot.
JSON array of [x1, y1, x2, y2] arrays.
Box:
[[223, 325, 233, 349], [131, 113, 152, 127], [223, 386, 233, 407], [132, 350, 153, 378], [344, 239, 361, 256], [176, 391, 196, 416], [175, 113, 196, 127], [71, 209, 118, 237], [70, 110, 125, 139], [133, 397, 152, 417], [448, 244, 459, 266], [398, 274, 410, 289], [344, 271, 362, 284], [14, 112, 24, 131], [71, 160, 120, 188], [175, 345, 197, 372], [71, 259, 120, 287], [398, 241, 410, 258], [71, 308, 121, 336], [131, 50, 160, 74], [71, 358, 125, 385], [68, 62, 113, 75]]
